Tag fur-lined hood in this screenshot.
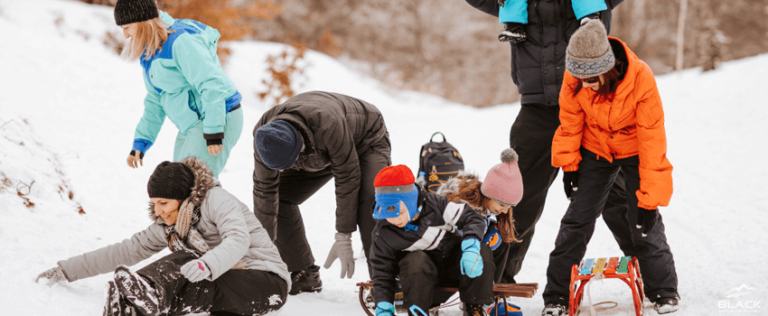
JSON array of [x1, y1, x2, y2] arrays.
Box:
[[148, 157, 218, 224], [435, 170, 484, 213]]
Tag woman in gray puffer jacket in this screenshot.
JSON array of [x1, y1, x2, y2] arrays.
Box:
[[35, 157, 291, 316]]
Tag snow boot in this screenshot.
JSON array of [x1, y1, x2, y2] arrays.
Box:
[[654, 297, 679, 314], [541, 303, 568, 316], [488, 300, 522, 316], [104, 280, 138, 316], [288, 264, 322, 295], [114, 265, 161, 315], [464, 304, 488, 316], [498, 23, 527, 44]]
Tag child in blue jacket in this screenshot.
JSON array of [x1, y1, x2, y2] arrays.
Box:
[[497, 0, 607, 43], [115, 0, 243, 177], [369, 165, 494, 316]]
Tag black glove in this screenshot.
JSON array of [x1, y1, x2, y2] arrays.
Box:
[[499, 23, 527, 44], [129, 150, 145, 159], [580, 12, 601, 26], [636, 208, 659, 237], [562, 171, 579, 200]]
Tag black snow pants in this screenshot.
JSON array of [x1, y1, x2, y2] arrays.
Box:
[[126, 251, 288, 316], [542, 149, 679, 305], [399, 245, 495, 313], [499, 104, 636, 283], [275, 135, 391, 275]]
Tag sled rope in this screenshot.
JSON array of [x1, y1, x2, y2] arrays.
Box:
[[584, 273, 618, 316]]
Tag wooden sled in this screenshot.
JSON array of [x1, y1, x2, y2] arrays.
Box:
[[355, 281, 537, 315]]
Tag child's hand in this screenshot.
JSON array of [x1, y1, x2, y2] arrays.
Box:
[[460, 238, 483, 278]]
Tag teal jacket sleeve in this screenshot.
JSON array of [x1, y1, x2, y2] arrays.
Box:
[[171, 33, 232, 140], [133, 75, 166, 153], [572, 0, 607, 20]]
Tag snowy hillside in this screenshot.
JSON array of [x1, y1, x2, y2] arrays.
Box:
[[1, 0, 767, 315]]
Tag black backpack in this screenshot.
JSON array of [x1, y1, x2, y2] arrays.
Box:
[[417, 132, 465, 193]]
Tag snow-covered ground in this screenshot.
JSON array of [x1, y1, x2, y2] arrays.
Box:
[[1, 0, 767, 315]]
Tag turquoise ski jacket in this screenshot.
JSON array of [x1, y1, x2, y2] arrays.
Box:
[[132, 11, 242, 154]]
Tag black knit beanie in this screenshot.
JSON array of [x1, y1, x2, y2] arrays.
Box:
[[147, 161, 195, 200], [114, 0, 159, 26]]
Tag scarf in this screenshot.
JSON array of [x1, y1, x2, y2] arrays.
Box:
[[164, 199, 210, 255]]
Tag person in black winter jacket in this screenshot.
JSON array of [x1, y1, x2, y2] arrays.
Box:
[[463, 0, 638, 287], [252, 91, 391, 295], [369, 165, 494, 316]]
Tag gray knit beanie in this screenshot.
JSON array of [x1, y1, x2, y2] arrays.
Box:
[[565, 20, 615, 78], [114, 0, 159, 26]]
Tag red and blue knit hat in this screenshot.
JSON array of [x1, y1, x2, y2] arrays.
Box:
[[373, 165, 419, 220]]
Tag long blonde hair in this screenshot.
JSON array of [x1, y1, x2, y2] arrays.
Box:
[[122, 16, 173, 60]]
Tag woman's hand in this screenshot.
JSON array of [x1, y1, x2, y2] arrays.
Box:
[[207, 144, 223, 156], [35, 266, 68, 285], [127, 150, 144, 168]]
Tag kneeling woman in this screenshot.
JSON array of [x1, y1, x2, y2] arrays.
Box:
[[542, 20, 679, 315], [36, 157, 290, 316]]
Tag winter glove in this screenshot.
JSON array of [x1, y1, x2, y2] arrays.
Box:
[[499, 23, 527, 44], [580, 12, 601, 26], [323, 232, 355, 278], [35, 266, 68, 285], [563, 171, 579, 200], [180, 259, 211, 283], [460, 238, 483, 278], [636, 207, 659, 237], [483, 224, 502, 251], [376, 302, 396, 316]]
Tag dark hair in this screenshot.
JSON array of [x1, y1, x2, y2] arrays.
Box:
[[444, 177, 521, 243], [571, 60, 624, 103]]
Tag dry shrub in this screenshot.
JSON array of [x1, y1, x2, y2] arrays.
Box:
[[158, 0, 282, 63], [317, 28, 342, 57], [258, 41, 308, 106], [103, 30, 125, 55]]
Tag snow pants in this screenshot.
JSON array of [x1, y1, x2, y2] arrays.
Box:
[[109, 251, 288, 316], [173, 106, 243, 178], [542, 149, 679, 305], [499, 103, 635, 283], [272, 135, 391, 276], [399, 246, 495, 313]]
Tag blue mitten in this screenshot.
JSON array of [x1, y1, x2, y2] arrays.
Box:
[[376, 302, 395, 316], [483, 224, 502, 251], [460, 238, 483, 278]]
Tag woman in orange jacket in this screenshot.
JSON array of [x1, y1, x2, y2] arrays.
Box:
[[541, 20, 679, 316]]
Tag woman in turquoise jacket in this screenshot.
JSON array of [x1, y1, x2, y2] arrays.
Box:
[[117, 0, 243, 177]]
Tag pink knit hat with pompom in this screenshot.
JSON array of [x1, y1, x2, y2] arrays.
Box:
[[481, 148, 523, 206]]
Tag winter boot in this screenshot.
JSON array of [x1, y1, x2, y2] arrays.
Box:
[[498, 23, 527, 44], [104, 281, 138, 316], [288, 264, 322, 295], [654, 297, 679, 314], [488, 299, 522, 316], [464, 304, 488, 316], [114, 265, 161, 315], [541, 302, 568, 316]]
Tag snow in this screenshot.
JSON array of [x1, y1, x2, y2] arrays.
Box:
[[1, 0, 767, 315]]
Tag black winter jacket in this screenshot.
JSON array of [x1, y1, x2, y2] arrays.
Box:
[[465, 0, 624, 106], [370, 189, 486, 304], [252, 91, 388, 236]]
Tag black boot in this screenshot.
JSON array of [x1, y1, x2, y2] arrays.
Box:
[[288, 264, 322, 295], [541, 302, 568, 316], [464, 304, 488, 316], [104, 280, 138, 316], [114, 265, 161, 315], [654, 297, 679, 314], [498, 23, 527, 43]]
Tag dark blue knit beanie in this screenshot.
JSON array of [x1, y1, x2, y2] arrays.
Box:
[[254, 120, 303, 170]]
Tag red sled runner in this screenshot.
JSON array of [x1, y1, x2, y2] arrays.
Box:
[[569, 256, 645, 316], [355, 281, 537, 315]]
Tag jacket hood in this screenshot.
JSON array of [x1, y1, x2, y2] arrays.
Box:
[[435, 171, 483, 212], [148, 156, 218, 224]]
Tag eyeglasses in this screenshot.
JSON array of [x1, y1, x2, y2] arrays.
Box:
[[580, 76, 600, 84]]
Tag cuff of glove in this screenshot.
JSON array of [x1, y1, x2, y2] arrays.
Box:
[[335, 232, 352, 241]]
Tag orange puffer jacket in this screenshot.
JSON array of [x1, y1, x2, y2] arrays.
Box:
[[552, 37, 673, 209]]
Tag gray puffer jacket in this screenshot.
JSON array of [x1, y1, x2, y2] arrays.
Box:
[[58, 158, 291, 290]]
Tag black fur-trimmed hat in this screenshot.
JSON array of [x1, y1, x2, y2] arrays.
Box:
[[114, 0, 159, 26], [147, 161, 195, 201]]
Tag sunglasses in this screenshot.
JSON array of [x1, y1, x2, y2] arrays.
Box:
[[580, 76, 600, 84]]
